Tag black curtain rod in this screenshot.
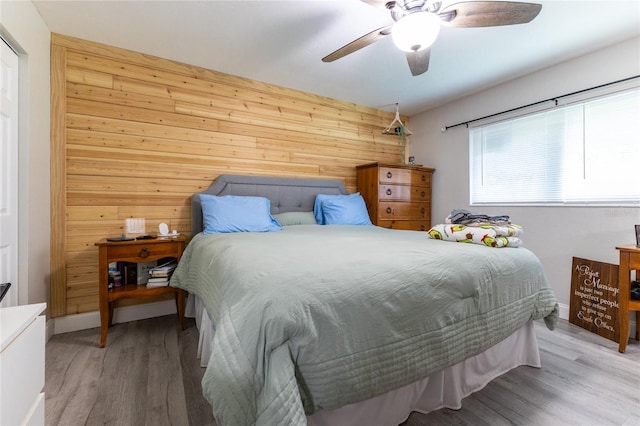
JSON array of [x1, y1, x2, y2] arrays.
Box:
[[441, 75, 640, 133]]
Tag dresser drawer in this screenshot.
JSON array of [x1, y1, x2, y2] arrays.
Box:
[[379, 167, 431, 188], [378, 202, 430, 220], [377, 220, 430, 231], [107, 241, 180, 261], [379, 185, 430, 202]]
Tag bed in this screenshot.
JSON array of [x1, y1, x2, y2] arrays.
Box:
[[171, 174, 559, 426]]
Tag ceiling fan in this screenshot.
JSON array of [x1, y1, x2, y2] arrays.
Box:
[[322, 1, 542, 76]]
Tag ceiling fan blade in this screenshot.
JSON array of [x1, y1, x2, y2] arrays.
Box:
[[322, 26, 392, 62], [360, 0, 391, 8], [440, 1, 542, 27], [406, 49, 431, 76]]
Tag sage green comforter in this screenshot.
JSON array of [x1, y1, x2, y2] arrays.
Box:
[[171, 225, 558, 426]]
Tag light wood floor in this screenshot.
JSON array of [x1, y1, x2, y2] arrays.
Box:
[[45, 317, 640, 426]]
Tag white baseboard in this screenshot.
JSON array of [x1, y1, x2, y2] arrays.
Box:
[[52, 299, 177, 335], [558, 302, 569, 320], [49, 300, 637, 341]]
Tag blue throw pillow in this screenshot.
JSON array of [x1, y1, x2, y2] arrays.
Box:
[[314, 193, 339, 224], [200, 194, 282, 234], [314, 193, 372, 226]]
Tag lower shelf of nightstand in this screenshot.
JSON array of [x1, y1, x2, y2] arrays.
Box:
[[102, 284, 186, 347], [107, 284, 179, 301]]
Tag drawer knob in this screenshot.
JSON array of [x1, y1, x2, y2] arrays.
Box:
[[421, 191, 426, 197], [421, 208, 425, 214], [386, 171, 393, 179], [420, 225, 426, 231], [421, 175, 426, 181], [139, 247, 150, 258], [386, 207, 392, 214], [386, 189, 392, 195]]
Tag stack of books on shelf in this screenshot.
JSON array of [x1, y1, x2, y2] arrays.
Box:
[[109, 260, 158, 288], [146, 260, 178, 288]]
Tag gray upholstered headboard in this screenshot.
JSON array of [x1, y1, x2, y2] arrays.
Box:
[[191, 174, 349, 235]]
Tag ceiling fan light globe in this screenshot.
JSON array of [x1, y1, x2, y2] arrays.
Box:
[[392, 11, 441, 52]]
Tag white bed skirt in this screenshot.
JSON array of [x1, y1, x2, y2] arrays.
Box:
[[185, 295, 541, 426]]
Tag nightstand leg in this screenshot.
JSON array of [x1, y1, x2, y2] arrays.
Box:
[[108, 302, 115, 327], [175, 289, 186, 330], [618, 251, 630, 353], [98, 245, 109, 348], [100, 303, 109, 348]]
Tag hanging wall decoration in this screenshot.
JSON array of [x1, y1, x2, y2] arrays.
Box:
[[382, 103, 412, 164]]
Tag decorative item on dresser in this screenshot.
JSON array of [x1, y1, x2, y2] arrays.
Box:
[[357, 162, 435, 231], [95, 236, 187, 348], [0, 303, 46, 425]]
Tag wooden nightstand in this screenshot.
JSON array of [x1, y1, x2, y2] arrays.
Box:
[[616, 244, 640, 353], [95, 236, 187, 348]]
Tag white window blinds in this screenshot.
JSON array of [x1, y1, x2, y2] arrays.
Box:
[[470, 87, 640, 205]]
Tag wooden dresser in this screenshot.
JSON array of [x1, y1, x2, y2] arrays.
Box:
[[357, 162, 435, 231]]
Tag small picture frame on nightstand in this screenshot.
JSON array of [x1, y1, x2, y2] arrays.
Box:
[[635, 224, 640, 247]]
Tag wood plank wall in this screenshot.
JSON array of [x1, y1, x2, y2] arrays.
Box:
[[50, 33, 409, 317]]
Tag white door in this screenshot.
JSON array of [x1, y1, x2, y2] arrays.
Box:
[[0, 38, 19, 307]]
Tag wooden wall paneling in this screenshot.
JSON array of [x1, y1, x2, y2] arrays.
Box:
[[65, 49, 396, 142], [66, 193, 190, 207], [117, 206, 190, 221], [66, 114, 254, 147], [65, 127, 262, 156], [66, 175, 204, 196], [175, 102, 372, 142], [52, 33, 400, 121], [51, 33, 409, 315], [260, 136, 400, 159], [67, 82, 177, 113], [116, 75, 394, 132], [65, 68, 113, 89], [174, 96, 376, 135], [64, 48, 363, 124], [66, 98, 222, 133], [50, 43, 67, 317], [66, 158, 226, 184]]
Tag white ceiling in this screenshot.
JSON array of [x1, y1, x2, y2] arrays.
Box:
[[32, 0, 640, 116]]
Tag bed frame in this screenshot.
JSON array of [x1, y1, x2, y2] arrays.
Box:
[[191, 174, 349, 235]]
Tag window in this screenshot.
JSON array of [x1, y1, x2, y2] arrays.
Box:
[[470, 87, 640, 206]]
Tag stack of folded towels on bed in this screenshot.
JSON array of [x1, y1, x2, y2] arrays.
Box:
[[427, 208, 523, 248]]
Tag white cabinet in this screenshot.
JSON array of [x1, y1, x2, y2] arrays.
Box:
[[0, 303, 46, 426]]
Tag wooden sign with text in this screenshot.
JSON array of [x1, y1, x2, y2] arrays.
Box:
[[569, 257, 619, 342]]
